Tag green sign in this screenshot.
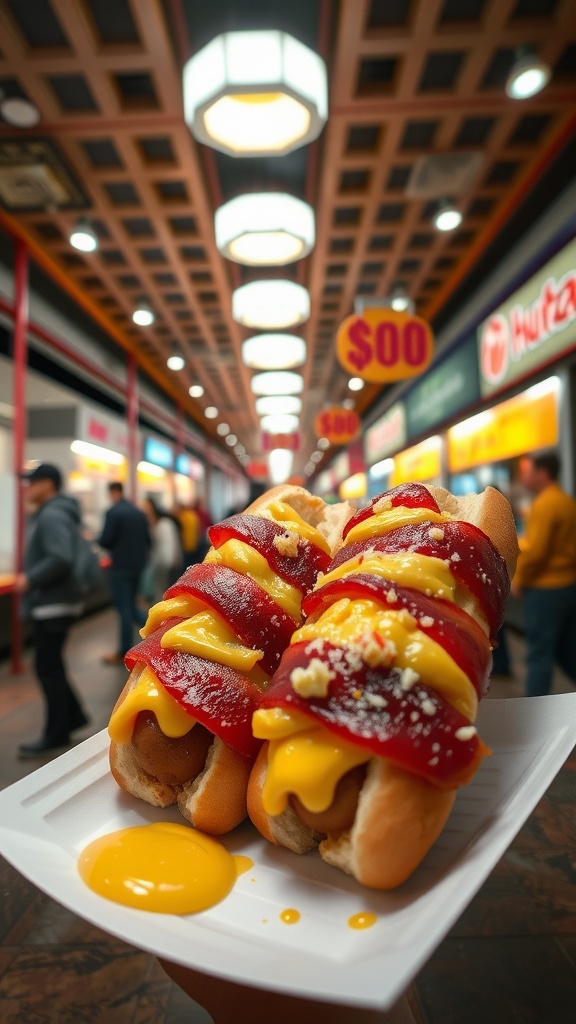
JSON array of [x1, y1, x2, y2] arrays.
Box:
[[405, 334, 479, 439], [478, 235, 576, 397]]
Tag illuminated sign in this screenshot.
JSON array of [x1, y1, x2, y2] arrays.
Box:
[[314, 407, 360, 446], [337, 307, 433, 382], [364, 402, 406, 465], [261, 432, 300, 451], [478, 237, 576, 397], [143, 436, 173, 470], [391, 436, 442, 486]]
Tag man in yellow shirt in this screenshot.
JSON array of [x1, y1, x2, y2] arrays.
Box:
[[512, 452, 576, 697]]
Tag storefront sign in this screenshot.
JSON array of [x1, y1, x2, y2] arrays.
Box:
[[77, 406, 129, 455], [478, 236, 576, 397], [364, 402, 406, 465], [391, 436, 442, 486], [314, 406, 360, 446], [336, 307, 433, 383], [261, 432, 300, 451], [406, 334, 479, 439], [143, 436, 173, 470], [448, 380, 559, 472]]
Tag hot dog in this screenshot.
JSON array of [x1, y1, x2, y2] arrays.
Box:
[[247, 483, 519, 886], [108, 485, 352, 835]]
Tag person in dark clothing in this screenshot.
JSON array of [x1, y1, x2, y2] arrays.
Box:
[[98, 481, 151, 665], [14, 463, 90, 757]]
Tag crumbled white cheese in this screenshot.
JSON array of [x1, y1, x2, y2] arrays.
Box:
[[428, 527, 445, 541], [398, 609, 418, 631], [455, 725, 477, 741], [355, 631, 396, 669], [373, 496, 393, 513], [386, 588, 398, 604], [290, 658, 335, 698], [273, 530, 299, 557], [365, 692, 388, 709], [421, 699, 437, 716], [419, 615, 434, 628], [428, 756, 439, 766], [450, 552, 461, 562], [400, 667, 420, 691]]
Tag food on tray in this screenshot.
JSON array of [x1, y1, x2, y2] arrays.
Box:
[[107, 485, 351, 834], [248, 483, 518, 889]]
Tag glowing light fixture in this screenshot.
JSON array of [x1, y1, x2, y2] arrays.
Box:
[[317, 437, 331, 450], [433, 200, 462, 233], [390, 284, 413, 313], [268, 448, 293, 484], [183, 31, 327, 157], [70, 440, 123, 465], [255, 395, 301, 416], [189, 384, 204, 397], [137, 461, 165, 478], [69, 219, 98, 253], [260, 413, 299, 434], [251, 371, 303, 396], [0, 91, 40, 128], [216, 422, 230, 436], [132, 299, 154, 326], [167, 347, 185, 371], [242, 333, 306, 370], [232, 280, 310, 329], [215, 193, 315, 266], [348, 377, 365, 392], [204, 406, 219, 419], [310, 451, 323, 464], [506, 47, 551, 99], [225, 434, 238, 446]]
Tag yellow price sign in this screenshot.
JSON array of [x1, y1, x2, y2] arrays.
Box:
[[314, 406, 361, 445], [337, 307, 433, 382]]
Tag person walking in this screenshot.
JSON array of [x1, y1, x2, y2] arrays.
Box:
[[511, 451, 576, 697], [142, 496, 183, 601], [173, 499, 200, 571], [98, 481, 151, 665], [14, 463, 90, 757]]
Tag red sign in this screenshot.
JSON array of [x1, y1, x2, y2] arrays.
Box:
[[246, 460, 268, 479], [337, 307, 433, 382], [261, 432, 300, 451], [480, 314, 509, 385], [314, 407, 361, 446]]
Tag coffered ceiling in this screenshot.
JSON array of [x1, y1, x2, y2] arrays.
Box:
[[0, 0, 575, 479]]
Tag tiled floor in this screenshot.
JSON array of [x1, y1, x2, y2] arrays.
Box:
[[0, 611, 574, 1023]]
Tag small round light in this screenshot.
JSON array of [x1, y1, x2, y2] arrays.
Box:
[[348, 377, 365, 392], [251, 371, 303, 396], [167, 354, 185, 371], [232, 281, 310, 330], [0, 96, 40, 128], [255, 395, 302, 416], [317, 437, 330, 450], [310, 451, 323, 463], [189, 384, 205, 397], [342, 397, 355, 409], [506, 53, 551, 99], [70, 219, 98, 253], [225, 433, 238, 446], [216, 422, 230, 436], [234, 444, 245, 456], [390, 286, 412, 313], [260, 414, 299, 433], [242, 333, 306, 370], [132, 301, 154, 326], [205, 406, 219, 419], [433, 202, 462, 232]]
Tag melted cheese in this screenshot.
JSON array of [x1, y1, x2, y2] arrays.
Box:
[[108, 665, 194, 745], [318, 551, 458, 602], [161, 609, 263, 670], [345, 507, 451, 546], [294, 598, 478, 721], [260, 722, 370, 816], [260, 500, 330, 555], [141, 594, 206, 637], [205, 539, 302, 620]]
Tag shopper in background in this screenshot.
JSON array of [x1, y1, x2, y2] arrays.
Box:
[[173, 499, 200, 571], [194, 499, 212, 562], [98, 481, 151, 666], [512, 451, 576, 697], [142, 495, 183, 601], [14, 463, 89, 757]]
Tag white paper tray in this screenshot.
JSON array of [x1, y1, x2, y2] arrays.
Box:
[[0, 693, 574, 1012]]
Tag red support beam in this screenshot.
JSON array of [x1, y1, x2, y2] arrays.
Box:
[[11, 240, 29, 674], [126, 353, 139, 503]]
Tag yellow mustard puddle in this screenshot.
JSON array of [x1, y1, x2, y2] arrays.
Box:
[[78, 822, 246, 915], [279, 907, 301, 924], [348, 912, 378, 930]]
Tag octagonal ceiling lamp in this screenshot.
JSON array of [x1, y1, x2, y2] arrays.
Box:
[[260, 413, 299, 433], [233, 280, 310, 329], [215, 193, 315, 266], [183, 30, 327, 157], [242, 333, 306, 370], [255, 395, 302, 416], [251, 370, 303, 396]]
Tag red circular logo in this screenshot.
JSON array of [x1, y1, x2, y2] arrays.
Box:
[[480, 315, 509, 385]]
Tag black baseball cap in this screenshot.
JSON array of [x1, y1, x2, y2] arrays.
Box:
[[21, 463, 62, 488]]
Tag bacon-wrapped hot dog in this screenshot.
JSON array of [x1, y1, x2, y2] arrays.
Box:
[[108, 485, 351, 835], [247, 483, 518, 885]]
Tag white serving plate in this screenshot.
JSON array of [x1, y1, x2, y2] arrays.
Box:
[[0, 693, 574, 1012]]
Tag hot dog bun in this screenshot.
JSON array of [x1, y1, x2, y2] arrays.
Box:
[[247, 483, 518, 887], [108, 485, 353, 835]]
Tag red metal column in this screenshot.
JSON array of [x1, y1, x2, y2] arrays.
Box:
[[126, 352, 138, 503], [11, 240, 29, 674]]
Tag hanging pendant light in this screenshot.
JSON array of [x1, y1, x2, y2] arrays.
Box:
[[183, 31, 327, 157], [255, 395, 302, 416], [70, 218, 98, 252], [132, 298, 155, 326], [233, 280, 310, 329], [506, 46, 551, 100], [242, 333, 306, 370], [215, 193, 315, 266], [251, 371, 303, 396], [260, 413, 299, 433], [433, 199, 462, 233]]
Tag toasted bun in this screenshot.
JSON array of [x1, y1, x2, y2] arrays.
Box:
[[319, 759, 456, 889], [248, 484, 518, 888]]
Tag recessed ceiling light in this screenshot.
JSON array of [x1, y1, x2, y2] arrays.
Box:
[[433, 200, 462, 232], [132, 300, 154, 326], [506, 48, 551, 100], [69, 219, 98, 252], [216, 422, 230, 435], [205, 406, 219, 418], [317, 437, 330, 450], [189, 384, 204, 397], [225, 433, 238, 446], [0, 94, 40, 128], [348, 377, 365, 391]]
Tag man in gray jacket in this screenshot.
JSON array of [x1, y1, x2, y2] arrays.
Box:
[[15, 463, 89, 757]]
